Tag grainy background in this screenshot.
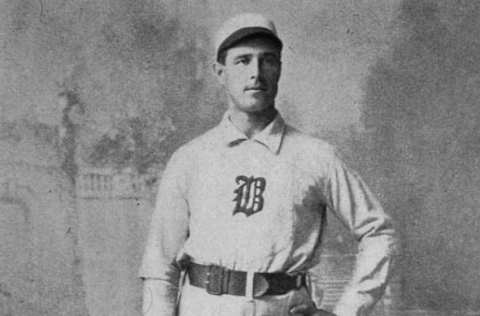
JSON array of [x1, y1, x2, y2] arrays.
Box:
[[1, 0, 480, 315]]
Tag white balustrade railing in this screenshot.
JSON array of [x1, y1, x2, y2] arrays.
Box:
[[76, 168, 159, 199]]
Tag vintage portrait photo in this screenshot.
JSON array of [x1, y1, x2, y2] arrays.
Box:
[[1, 1, 479, 315]]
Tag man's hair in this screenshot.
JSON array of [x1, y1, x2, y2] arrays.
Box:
[[216, 34, 282, 65], [217, 49, 228, 65]]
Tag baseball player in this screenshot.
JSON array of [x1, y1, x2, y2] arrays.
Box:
[[139, 13, 398, 316]]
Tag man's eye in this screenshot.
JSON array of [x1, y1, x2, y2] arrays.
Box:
[[264, 56, 280, 66], [235, 58, 248, 65]]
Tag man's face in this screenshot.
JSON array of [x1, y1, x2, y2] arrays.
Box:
[[215, 36, 282, 113]]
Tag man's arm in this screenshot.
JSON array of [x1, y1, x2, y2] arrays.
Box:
[[323, 150, 399, 316], [142, 278, 180, 316], [139, 148, 190, 316]]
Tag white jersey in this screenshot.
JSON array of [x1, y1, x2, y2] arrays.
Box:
[[139, 112, 398, 316]]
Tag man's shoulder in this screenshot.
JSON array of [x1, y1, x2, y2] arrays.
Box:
[[278, 124, 341, 175], [283, 124, 337, 157], [170, 125, 222, 158]]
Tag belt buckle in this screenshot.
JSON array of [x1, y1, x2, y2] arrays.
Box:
[[252, 273, 270, 298], [205, 265, 226, 295]]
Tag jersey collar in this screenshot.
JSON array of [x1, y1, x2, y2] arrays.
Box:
[[218, 110, 286, 154]]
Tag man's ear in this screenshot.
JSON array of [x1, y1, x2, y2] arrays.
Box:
[[212, 62, 225, 85]]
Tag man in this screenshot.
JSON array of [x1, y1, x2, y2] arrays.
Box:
[[139, 13, 398, 316]]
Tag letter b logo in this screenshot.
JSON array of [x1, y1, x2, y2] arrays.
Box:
[[233, 175, 266, 216]]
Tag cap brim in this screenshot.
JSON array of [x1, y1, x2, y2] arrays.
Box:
[[217, 27, 283, 61]]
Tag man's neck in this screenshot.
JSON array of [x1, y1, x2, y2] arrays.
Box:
[[228, 106, 278, 138]]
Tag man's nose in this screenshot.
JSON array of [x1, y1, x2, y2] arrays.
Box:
[[249, 58, 263, 79]]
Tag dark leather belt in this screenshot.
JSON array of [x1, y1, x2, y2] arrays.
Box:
[[187, 262, 306, 298]]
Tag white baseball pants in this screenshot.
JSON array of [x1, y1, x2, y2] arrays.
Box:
[[178, 279, 315, 316]]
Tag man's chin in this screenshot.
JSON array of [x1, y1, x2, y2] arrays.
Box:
[[229, 96, 275, 113], [238, 104, 274, 114]]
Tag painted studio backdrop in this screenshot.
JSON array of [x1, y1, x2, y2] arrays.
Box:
[[1, 1, 480, 315]]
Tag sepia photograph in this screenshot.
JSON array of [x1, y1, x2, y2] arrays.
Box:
[[1, 1, 479, 315]]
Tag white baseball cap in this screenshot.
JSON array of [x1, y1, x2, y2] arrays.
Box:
[[214, 13, 283, 61]]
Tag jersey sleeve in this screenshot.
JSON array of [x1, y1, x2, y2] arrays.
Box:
[[322, 149, 399, 316], [138, 147, 191, 316]]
